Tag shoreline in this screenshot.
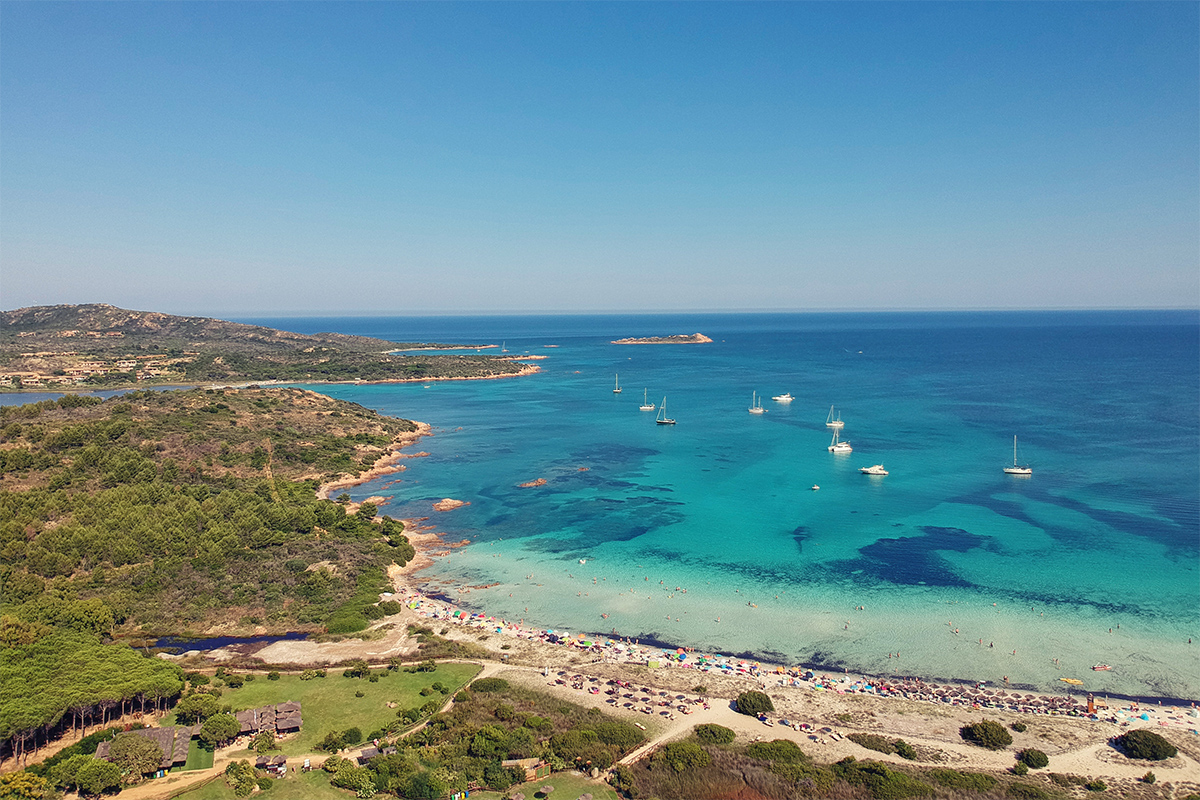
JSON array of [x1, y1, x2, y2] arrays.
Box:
[[388, 529, 1200, 710], [313, 438, 1199, 711]]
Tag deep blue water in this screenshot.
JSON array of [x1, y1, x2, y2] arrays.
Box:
[[8, 311, 1198, 698]]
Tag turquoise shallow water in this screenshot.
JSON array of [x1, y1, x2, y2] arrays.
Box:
[[216, 312, 1200, 698]]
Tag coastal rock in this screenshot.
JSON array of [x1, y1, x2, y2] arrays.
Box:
[[433, 498, 468, 511], [518, 478, 548, 488]]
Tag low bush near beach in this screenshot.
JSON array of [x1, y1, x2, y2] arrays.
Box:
[[960, 719, 1012, 750], [652, 741, 711, 772], [694, 723, 736, 745], [1141, 771, 1156, 784], [470, 677, 509, 692], [1017, 748, 1048, 768], [734, 690, 774, 716], [1084, 779, 1107, 791], [927, 768, 997, 792], [831, 757, 932, 798], [1048, 773, 1087, 787], [1010, 721, 1027, 732], [847, 733, 918, 760], [1115, 729, 1177, 760], [746, 739, 809, 764]]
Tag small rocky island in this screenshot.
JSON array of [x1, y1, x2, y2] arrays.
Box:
[[611, 332, 713, 345]]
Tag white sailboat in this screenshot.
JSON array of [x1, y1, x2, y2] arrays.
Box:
[[748, 391, 766, 414], [613, 373, 622, 394], [828, 430, 852, 453], [656, 397, 676, 425], [826, 405, 844, 429], [639, 388, 655, 411], [1003, 436, 1032, 475]]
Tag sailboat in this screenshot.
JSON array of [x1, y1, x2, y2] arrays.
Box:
[[828, 429, 852, 453], [613, 373, 622, 394], [1003, 436, 1032, 475], [656, 397, 676, 425], [825, 405, 844, 429], [639, 389, 655, 411], [501, 341, 507, 353], [748, 391, 766, 415]]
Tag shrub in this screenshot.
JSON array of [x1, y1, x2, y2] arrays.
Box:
[[1141, 771, 1156, 784], [1115, 729, 1177, 760], [652, 740, 710, 772], [746, 739, 808, 764], [928, 768, 997, 792], [317, 730, 346, 752], [471, 677, 509, 692], [343, 727, 363, 745], [734, 690, 774, 716], [1010, 721, 1027, 732], [609, 763, 637, 797], [267, 671, 281, 681], [848, 733, 894, 754], [832, 758, 932, 798], [1011, 762, 1029, 775], [694, 723, 736, 745], [454, 691, 470, 703], [591, 721, 645, 750], [960, 719, 1012, 750], [894, 739, 917, 760], [1018, 748, 1049, 769], [1085, 779, 1107, 792], [224, 673, 245, 688]]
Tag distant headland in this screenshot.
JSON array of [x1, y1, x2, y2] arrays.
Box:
[[611, 332, 713, 345], [0, 303, 538, 390]]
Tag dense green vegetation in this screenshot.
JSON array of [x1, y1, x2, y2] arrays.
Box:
[[1114, 729, 1177, 760], [847, 733, 918, 760], [959, 719, 1012, 750], [733, 690, 774, 716], [0, 388, 423, 767]]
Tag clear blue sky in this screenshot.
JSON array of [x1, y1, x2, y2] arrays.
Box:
[[2, 2, 1196, 315]]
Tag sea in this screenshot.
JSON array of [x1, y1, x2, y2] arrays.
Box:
[[8, 311, 1199, 701]]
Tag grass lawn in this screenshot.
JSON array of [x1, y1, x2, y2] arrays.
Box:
[[165, 663, 481, 756], [171, 769, 346, 800], [181, 739, 214, 771]]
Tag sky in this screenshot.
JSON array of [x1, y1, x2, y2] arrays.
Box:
[[1, 2, 1197, 315]]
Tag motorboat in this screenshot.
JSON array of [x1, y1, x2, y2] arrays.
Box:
[[859, 464, 888, 476], [772, 392, 793, 403], [1092, 664, 1112, 672]]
